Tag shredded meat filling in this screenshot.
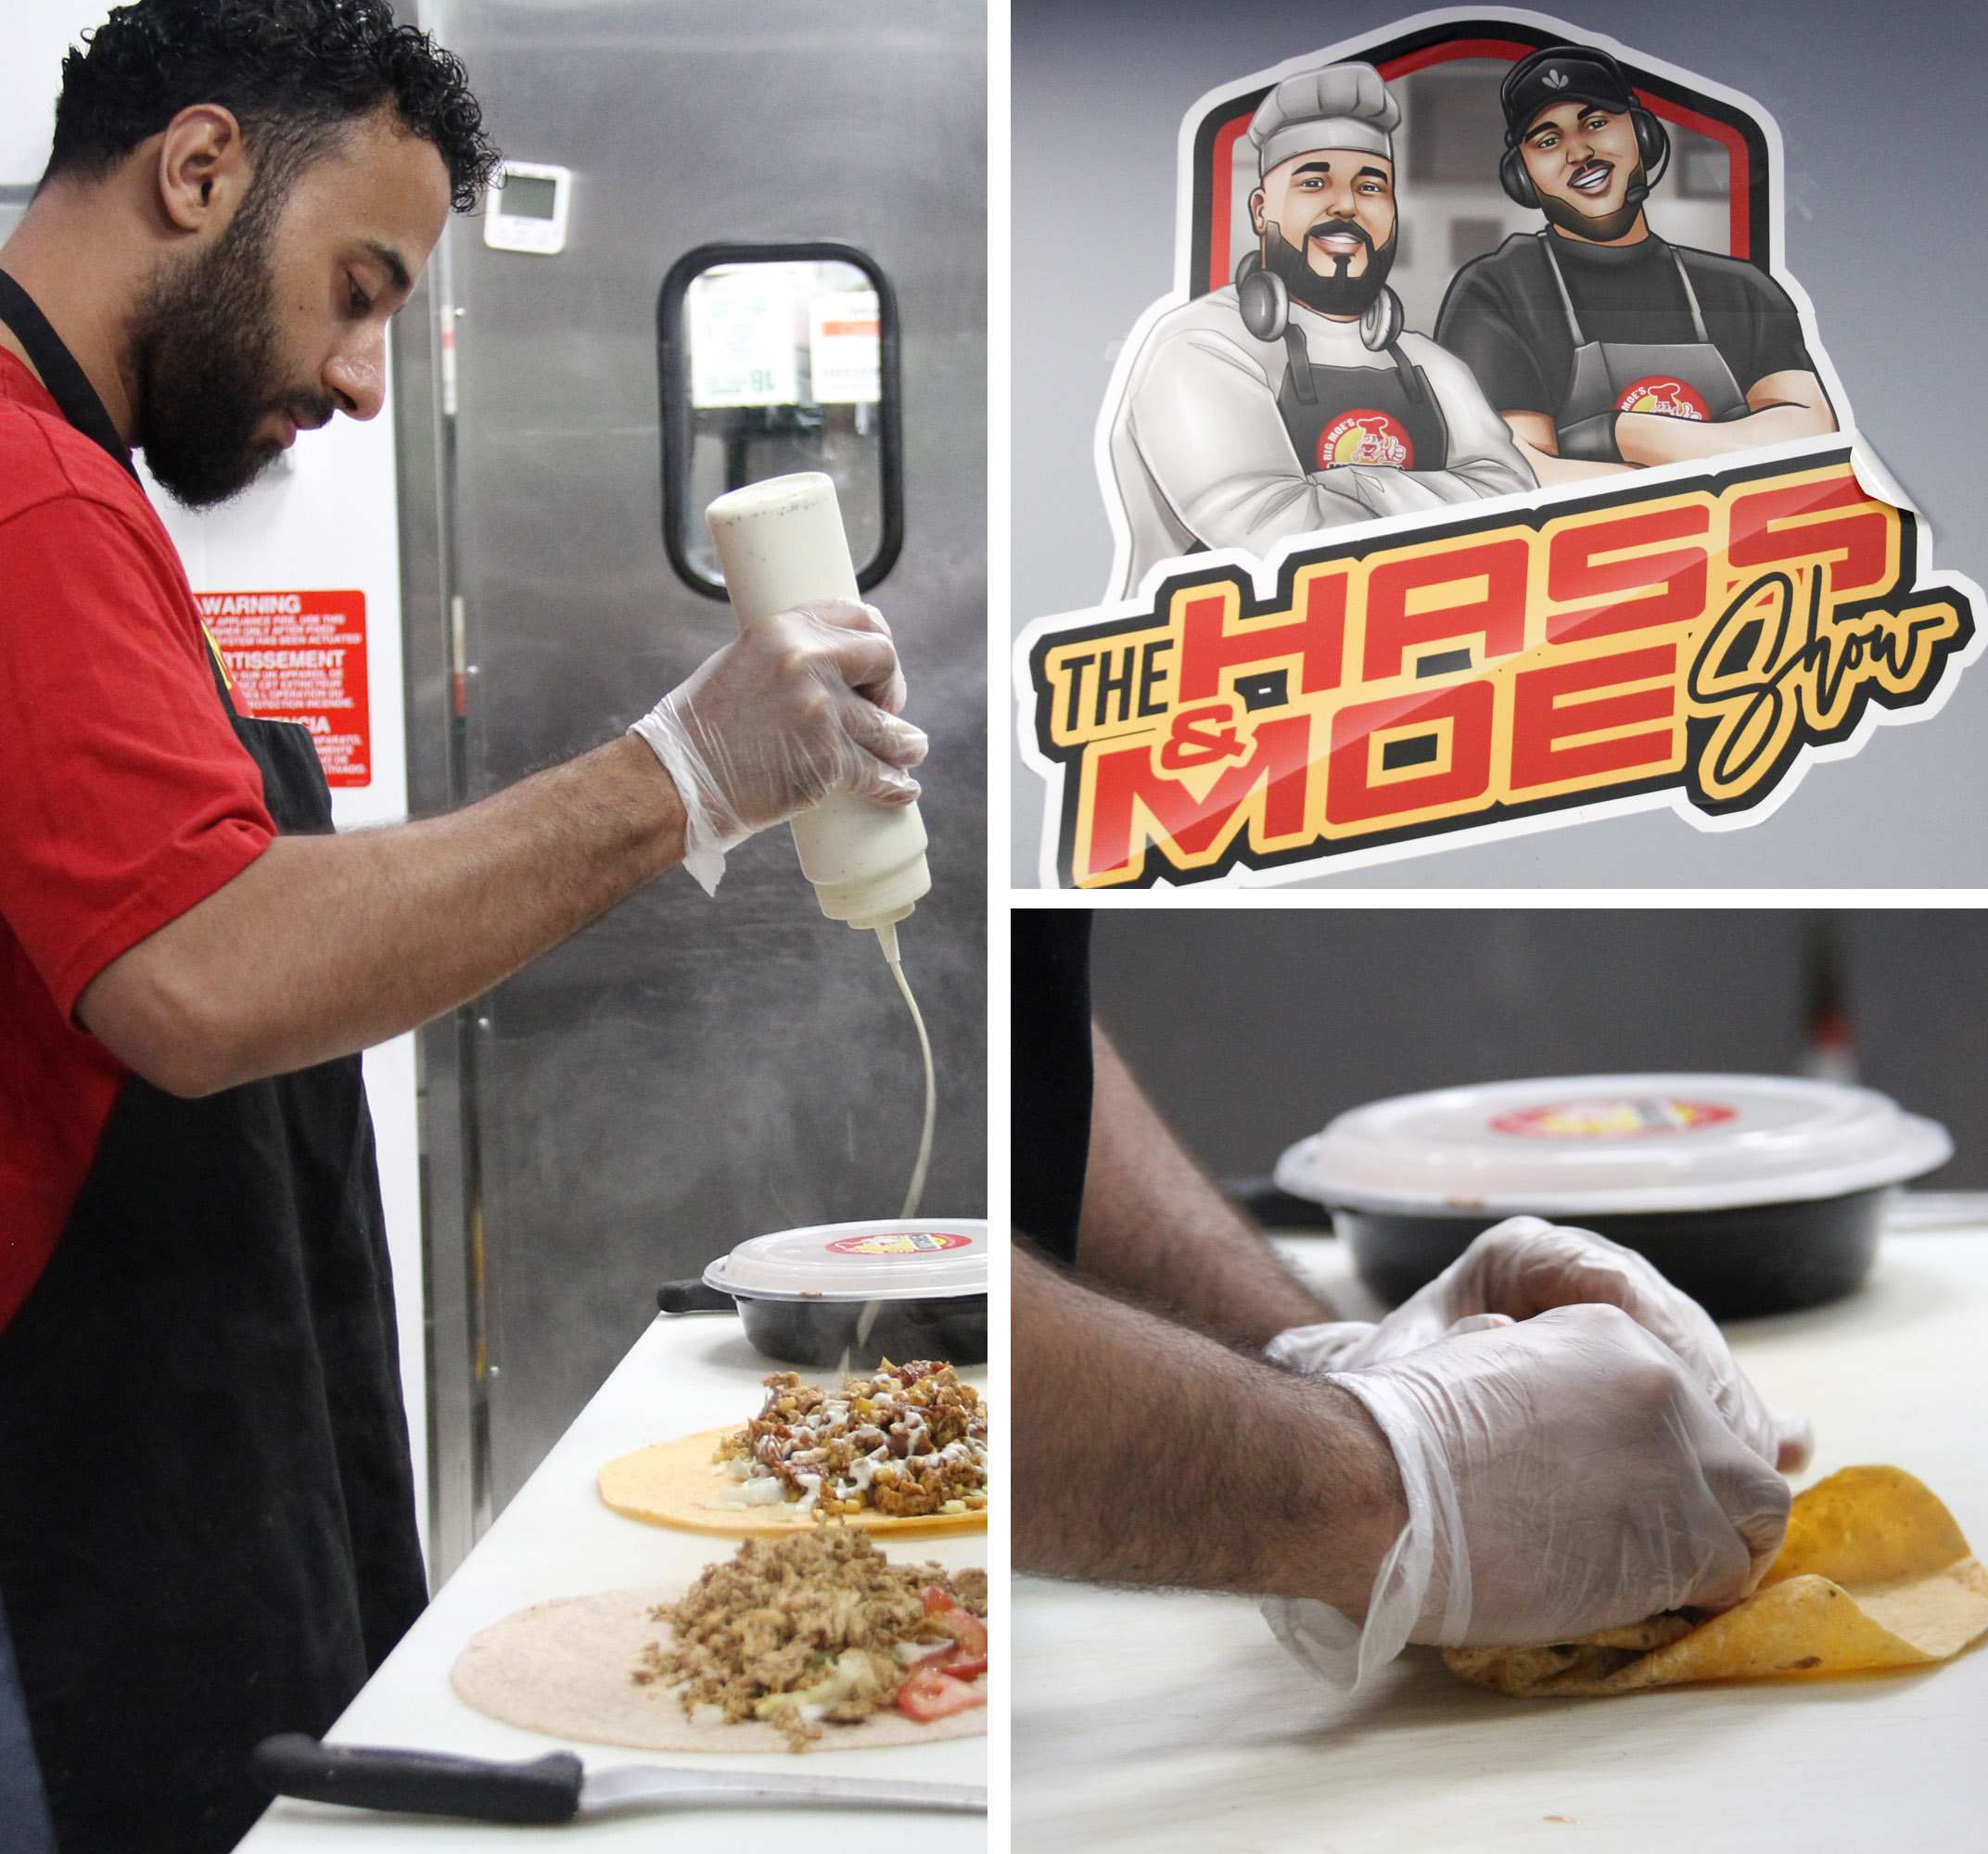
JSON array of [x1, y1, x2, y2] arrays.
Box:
[[714, 1360, 989, 1519], [634, 1527, 988, 1750]]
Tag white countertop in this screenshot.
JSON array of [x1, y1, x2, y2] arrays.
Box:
[[241, 1316, 988, 1848], [1015, 1229, 1988, 1853]]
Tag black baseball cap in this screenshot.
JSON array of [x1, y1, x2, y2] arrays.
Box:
[[1500, 45, 1638, 144]]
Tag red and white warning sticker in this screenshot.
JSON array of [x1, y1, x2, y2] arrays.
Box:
[[201, 590, 370, 786]]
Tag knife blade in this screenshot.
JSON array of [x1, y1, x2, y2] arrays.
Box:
[[249, 1734, 988, 1822]]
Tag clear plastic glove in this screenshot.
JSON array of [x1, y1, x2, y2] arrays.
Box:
[[628, 599, 926, 895], [1267, 1215, 1813, 1472], [1264, 1303, 1792, 1691]]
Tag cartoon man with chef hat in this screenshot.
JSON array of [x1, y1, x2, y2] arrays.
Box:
[[1434, 43, 1837, 484], [1103, 59, 1533, 599]]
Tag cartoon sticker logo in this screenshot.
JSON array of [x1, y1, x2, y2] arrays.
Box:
[[1016, 8, 1984, 887], [1320, 410, 1414, 468], [1492, 1098, 1737, 1137], [823, 1231, 974, 1256], [1617, 376, 1710, 421]]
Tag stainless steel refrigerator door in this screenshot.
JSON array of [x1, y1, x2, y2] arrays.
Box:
[[397, 0, 987, 1574]]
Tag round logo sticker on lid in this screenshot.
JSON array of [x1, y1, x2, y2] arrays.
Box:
[[824, 1230, 975, 1256], [1492, 1098, 1738, 1138], [1319, 409, 1413, 469], [1614, 376, 1710, 421]]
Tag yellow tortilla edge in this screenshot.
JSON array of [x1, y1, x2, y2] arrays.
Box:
[[1446, 1466, 1988, 1697], [599, 1428, 988, 1540]]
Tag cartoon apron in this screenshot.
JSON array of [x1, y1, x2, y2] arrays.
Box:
[[0, 271, 427, 1854], [1276, 324, 1449, 476], [1538, 233, 1750, 464]]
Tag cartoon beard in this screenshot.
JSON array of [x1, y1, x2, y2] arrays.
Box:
[[1539, 159, 1649, 244], [1263, 217, 1398, 319]]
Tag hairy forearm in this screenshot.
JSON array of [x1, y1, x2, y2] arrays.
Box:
[[79, 733, 686, 1094], [1077, 1026, 1332, 1343], [1014, 1243, 1403, 1608], [1615, 403, 1829, 465]]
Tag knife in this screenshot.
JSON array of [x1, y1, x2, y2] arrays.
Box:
[[250, 1734, 988, 1822]]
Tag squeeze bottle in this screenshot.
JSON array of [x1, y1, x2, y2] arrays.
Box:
[[704, 473, 931, 935]]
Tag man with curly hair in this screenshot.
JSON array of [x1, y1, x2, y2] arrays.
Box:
[[0, 6, 927, 1850]]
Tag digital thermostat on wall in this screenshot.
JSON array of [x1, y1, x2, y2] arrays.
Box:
[[483, 161, 571, 254]]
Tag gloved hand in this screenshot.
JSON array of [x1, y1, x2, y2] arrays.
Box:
[[1265, 1304, 1793, 1690], [629, 599, 926, 895], [1267, 1216, 1813, 1472]]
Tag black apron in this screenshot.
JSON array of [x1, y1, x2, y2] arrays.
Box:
[[0, 273, 426, 1854], [1276, 321, 1449, 476], [1538, 233, 1750, 464]]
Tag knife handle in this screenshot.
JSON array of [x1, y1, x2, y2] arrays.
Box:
[[249, 1734, 583, 1824]]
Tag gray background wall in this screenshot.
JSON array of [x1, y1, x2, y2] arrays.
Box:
[[1013, 1, 1988, 885], [1089, 910, 1988, 1188]]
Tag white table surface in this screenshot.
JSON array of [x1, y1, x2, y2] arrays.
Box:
[[1014, 1228, 1988, 1853], [241, 1316, 988, 1848]]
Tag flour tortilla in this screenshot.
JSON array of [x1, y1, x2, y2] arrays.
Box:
[[599, 1428, 988, 1540], [451, 1583, 988, 1753], [1447, 1466, 1988, 1696]]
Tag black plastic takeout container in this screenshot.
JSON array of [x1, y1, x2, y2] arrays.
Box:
[[1274, 1075, 1951, 1319], [657, 1219, 989, 1369]]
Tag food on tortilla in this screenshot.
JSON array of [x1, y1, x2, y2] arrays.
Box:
[[632, 1528, 988, 1751], [599, 1360, 988, 1539], [1446, 1466, 1988, 1696]]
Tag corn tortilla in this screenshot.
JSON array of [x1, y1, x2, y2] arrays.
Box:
[[1447, 1466, 1988, 1696], [451, 1584, 988, 1753], [600, 1428, 987, 1539]]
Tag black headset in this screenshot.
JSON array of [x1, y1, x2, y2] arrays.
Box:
[[1497, 46, 1670, 210]]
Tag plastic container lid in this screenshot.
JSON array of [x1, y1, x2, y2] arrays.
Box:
[[1274, 1074, 1951, 1217], [706, 1219, 988, 1302]]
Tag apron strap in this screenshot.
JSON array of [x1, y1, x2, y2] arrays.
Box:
[[0, 270, 239, 710], [1386, 340, 1427, 404], [1670, 248, 1713, 346], [1536, 233, 1587, 348], [0, 270, 138, 480], [1281, 323, 1317, 406]]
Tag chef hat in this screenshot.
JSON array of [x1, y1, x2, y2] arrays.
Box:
[[1248, 62, 1401, 176]]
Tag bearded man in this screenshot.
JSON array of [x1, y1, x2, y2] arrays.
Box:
[[0, 6, 925, 1851], [1104, 61, 1532, 600], [1434, 44, 1837, 486]]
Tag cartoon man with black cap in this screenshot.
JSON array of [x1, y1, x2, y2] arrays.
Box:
[[1435, 43, 1837, 484], [1105, 60, 1531, 598]]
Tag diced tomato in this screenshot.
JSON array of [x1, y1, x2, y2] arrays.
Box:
[[940, 1652, 988, 1681], [937, 1608, 988, 1657], [897, 1666, 988, 1721], [918, 1586, 990, 1658]]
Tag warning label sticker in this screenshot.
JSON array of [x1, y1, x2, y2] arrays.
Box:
[[199, 590, 370, 786]]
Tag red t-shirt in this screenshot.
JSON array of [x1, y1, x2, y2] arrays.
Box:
[[0, 349, 275, 1331]]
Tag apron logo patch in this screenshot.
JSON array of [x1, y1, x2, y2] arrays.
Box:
[[1320, 410, 1414, 469], [1021, 452, 1978, 887], [1617, 376, 1711, 421]]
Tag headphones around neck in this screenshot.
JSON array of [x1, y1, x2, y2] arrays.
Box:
[[1497, 48, 1670, 211], [1235, 248, 1404, 352]]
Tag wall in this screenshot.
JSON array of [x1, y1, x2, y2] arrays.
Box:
[[1088, 908, 1987, 1190]]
